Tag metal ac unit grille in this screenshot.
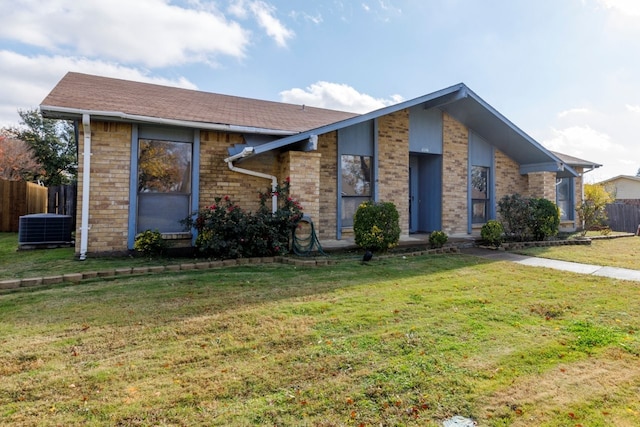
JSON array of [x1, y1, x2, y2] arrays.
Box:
[[18, 214, 73, 245]]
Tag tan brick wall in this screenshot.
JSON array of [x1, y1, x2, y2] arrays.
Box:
[[441, 113, 469, 235], [527, 171, 556, 201], [317, 132, 337, 239], [199, 131, 279, 212], [76, 121, 132, 254], [280, 151, 320, 222], [494, 149, 529, 202], [377, 110, 410, 235]]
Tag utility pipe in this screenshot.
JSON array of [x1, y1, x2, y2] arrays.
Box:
[[79, 114, 92, 260], [225, 149, 278, 213]]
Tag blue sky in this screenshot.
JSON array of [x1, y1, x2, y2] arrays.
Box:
[[1, 0, 639, 182]]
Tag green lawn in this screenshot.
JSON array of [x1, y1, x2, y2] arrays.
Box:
[[0, 233, 182, 280], [515, 235, 640, 270], [2, 249, 640, 426]]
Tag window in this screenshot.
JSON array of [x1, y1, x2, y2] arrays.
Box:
[[137, 139, 192, 233], [471, 165, 489, 224], [556, 178, 574, 220], [341, 155, 372, 227]]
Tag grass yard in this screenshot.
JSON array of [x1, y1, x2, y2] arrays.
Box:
[[0, 233, 177, 280], [515, 235, 640, 270], [2, 251, 640, 426]]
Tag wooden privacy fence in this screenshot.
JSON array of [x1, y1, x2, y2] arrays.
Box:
[[0, 180, 48, 232], [48, 184, 77, 230], [605, 203, 640, 233]]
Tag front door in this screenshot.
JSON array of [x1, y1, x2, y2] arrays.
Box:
[[408, 153, 442, 233]]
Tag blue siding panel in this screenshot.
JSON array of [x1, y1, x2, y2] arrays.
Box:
[[409, 107, 443, 154], [338, 121, 374, 155]]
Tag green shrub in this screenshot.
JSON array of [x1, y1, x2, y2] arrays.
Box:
[[428, 230, 448, 248], [529, 198, 560, 241], [183, 178, 303, 259], [481, 220, 504, 247], [497, 194, 531, 241], [353, 201, 400, 252], [498, 194, 560, 241], [134, 229, 167, 257]]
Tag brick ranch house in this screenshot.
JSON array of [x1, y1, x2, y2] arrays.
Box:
[[40, 72, 599, 258]]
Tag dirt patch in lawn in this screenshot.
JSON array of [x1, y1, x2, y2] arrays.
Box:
[[480, 349, 640, 425]]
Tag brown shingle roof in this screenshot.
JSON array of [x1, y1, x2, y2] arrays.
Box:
[[41, 72, 359, 133], [550, 151, 602, 169]]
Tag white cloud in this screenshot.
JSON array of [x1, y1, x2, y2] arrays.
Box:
[[557, 107, 591, 118], [626, 104, 640, 113], [0, 0, 250, 68], [228, 0, 294, 46], [541, 125, 639, 182], [543, 125, 619, 154], [289, 10, 323, 25], [280, 81, 403, 113], [0, 50, 197, 127], [596, 0, 640, 17], [249, 1, 295, 47]]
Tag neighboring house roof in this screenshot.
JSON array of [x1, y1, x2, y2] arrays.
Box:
[[40, 72, 358, 134], [596, 175, 640, 185], [41, 73, 577, 178], [551, 151, 602, 170], [596, 175, 640, 200]]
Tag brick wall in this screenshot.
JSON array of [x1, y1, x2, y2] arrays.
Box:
[[76, 121, 132, 254], [199, 131, 278, 212], [377, 110, 410, 235], [527, 171, 556, 201], [317, 132, 338, 239], [495, 149, 529, 202], [280, 151, 320, 222], [441, 113, 469, 235]]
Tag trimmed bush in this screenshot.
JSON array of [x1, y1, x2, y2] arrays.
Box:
[[428, 230, 448, 248], [481, 220, 504, 247], [498, 194, 560, 241], [134, 229, 167, 257], [497, 194, 531, 241], [529, 198, 560, 241], [353, 201, 400, 252]]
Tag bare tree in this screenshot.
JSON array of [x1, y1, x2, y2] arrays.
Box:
[[0, 133, 43, 181]]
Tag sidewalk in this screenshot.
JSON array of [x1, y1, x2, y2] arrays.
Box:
[[461, 247, 640, 282]]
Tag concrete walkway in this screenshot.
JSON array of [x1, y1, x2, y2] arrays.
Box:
[[461, 247, 640, 282]]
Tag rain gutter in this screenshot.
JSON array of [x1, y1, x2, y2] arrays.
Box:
[[40, 106, 296, 136], [224, 147, 278, 213]]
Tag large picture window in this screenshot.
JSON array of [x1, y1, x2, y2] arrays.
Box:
[[471, 165, 489, 224], [341, 155, 372, 227], [137, 139, 192, 233]]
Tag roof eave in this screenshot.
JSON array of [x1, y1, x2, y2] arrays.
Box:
[[245, 83, 469, 159], [520, 162, 579, 178], [39, 105, 297, 136]]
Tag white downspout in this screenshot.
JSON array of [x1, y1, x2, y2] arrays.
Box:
[[224, 148, 277, 213], [79, 114, 92, 260]]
